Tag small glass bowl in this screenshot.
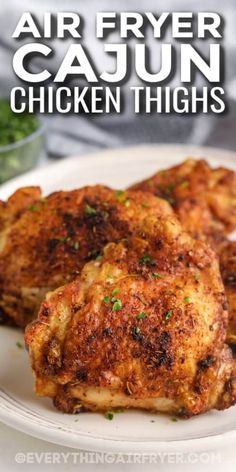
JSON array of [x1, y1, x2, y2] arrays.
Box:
[[0, 120, 45, 184]]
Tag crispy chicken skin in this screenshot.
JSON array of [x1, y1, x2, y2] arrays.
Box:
[[220, 241, 236, 343], [130, 159, 236, 248], [25, 209, 236, 417], [0, 187, 42, 234], [0, 187, 42, 325], [130, 158, 236, 339], [0, 185, 172, 327]]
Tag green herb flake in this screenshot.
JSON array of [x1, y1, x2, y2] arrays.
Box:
[[73, 242, 80, 250], [115, 190, 125, 198], [85, 205, 97, 216], [171, 417, 178, 422], [115, 190, 130, 207], [0, 99, 39, 147], [136, 312, 146, 320], [141, 202, 150, 209], [60, 236, 71, 242], [139, 254, 155, 266], [165, 310, 173, 321], [112, 299, 122, 311], [112, 288, 119, 297], [105, 411, 114, 420], [27, 204, 40, 212], [16, 341, 23, 349], [152, 272, 162, 279], [183, 296, 191, 303], [103, 296, 110, 304]]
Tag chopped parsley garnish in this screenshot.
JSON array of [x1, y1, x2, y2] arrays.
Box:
[[115, 190, 130, 207], [171, 417, 178, 422], [112, 299, 122, 311], [103, 296, 110, 304], [183, 296, 191, 303], [141, 202, 150, 208], [85, 205, 97, 216], [152, 272, 162, 278], [16, 341, 23, 349], [165, 310, 173, 320], [136, 312, 146, 320], [27, 204, 40, 212], [0, 99, 39, 146], [105, 411, 114, 420], [60, 236, 71, 242], [112, 288, 119, 296], [115, 190, 125, 198], [139, 255, 156, 266]]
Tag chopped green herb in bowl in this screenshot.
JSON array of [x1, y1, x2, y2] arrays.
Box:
[[0, 99, 44, 183]]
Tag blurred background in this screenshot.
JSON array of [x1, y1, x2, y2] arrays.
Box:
[[0, 0, 235, 173]]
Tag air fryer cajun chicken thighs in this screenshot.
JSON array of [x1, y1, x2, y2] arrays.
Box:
[[0, 185, 172, 327], [25, 207, 236, 417]]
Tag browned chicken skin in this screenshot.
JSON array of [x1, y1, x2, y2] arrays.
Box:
[[130, 158, 236, 338], [219, 240, 236, 345], [0, 185, 172, 327], [25, 208, 236, 417], [130, 158, 236, 249], [0, 187, 42, 325]]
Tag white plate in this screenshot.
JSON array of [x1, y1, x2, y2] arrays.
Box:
[[1, 144, 236, 453]]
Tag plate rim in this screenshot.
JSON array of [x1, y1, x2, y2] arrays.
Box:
[[1, 142, 236, 199], [0, 399, 233, 453]]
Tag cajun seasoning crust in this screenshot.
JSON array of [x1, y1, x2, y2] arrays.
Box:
[[0, 187, 41, 233], [129, 159, 236, 248], [219, 240, 236, 341], [130, 158, 236, 340], [0, 185, 173, 327], [25, 209, 236, 417]]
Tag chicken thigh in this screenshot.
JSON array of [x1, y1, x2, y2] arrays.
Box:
[[0, 185, 172, 327], [25, 206, 236, 417]]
